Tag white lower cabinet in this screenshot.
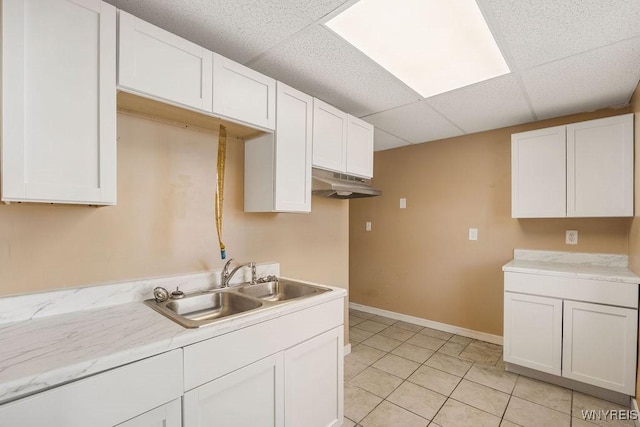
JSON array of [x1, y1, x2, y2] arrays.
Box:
[[183, 354, 284, 427], [284, 327, 343, 427], [0, 350, 183, 427], [117, 399, 182, 427], [562, 301, 637, 394], [0, 298, 344, 427], [183, 298, 344, 427], [504, 271, 639, 395], [503, 293, 562, 375]]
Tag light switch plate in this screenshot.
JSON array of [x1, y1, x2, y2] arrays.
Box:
[[469, 228, 478, 241], [399, 198, 407, 209], [365, 221, 372, 231], [566, 230, 578, 245]]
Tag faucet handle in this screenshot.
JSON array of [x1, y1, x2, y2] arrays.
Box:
[[251, 262, 257, 285]]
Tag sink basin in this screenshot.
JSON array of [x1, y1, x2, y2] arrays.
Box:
[[237, 279, 330, 302], [145, 279, 332, 328], [145, 290, 262, 328]]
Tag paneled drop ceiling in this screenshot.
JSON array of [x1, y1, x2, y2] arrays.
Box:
[[105, 0, 640, 151]]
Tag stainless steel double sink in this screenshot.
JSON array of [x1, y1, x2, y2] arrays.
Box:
[[145, 279, 331, 328]]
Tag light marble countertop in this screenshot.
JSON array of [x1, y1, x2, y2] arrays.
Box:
[[503, 249, 640, 284], [0, 274, 346, 405]]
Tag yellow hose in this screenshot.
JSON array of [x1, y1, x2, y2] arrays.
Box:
[[215, 125, 227, 259]]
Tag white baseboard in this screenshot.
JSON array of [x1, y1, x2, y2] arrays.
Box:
[[344, 343, 351, 356], [349, 302, 503, 345], [632, 397, 640, 427]]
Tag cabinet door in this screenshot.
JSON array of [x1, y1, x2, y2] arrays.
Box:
[[117, 399, 181, 427], [567, 114, 634, 217], [503, 293, 562, 375], [562, 301, 637, 394], [312, 99, 348, 173], [274, 82, 313, 212], [212, 53, 276, 130], [2, 0, 117, 205], [118, 11, 213, 112], [346, 115, 374, 178], [183, 353, 284, 427], [511, 126, 566, 218], [284, 327, 344, 427]]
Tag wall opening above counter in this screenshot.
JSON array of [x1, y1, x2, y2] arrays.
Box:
[[117, 92, 266, 141]]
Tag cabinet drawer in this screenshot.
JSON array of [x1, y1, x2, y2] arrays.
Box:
[[183, 298, 343, 391], [0, 349, 183, 427], [504, 272, 638, 308]]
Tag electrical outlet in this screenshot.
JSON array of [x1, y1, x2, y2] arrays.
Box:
[[566, 230, 578, 245], [399, 198, 407, 209], [365, 221, 372, 231]]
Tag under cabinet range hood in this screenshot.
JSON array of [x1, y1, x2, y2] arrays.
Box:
[[311, 168, 382, 199]]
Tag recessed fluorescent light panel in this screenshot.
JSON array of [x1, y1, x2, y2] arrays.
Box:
[[325, 0, 510, 98]]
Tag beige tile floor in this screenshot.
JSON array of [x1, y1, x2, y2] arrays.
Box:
[[344, 309, 635, 427]]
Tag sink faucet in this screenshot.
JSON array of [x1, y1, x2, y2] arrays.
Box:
[[221, 258, 257, 287]]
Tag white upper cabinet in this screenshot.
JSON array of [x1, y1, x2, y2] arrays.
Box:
[[212, 53, 276, 130], [346, 115, 374, 178], [566, 114, 634, 217], [2, 0, 117, 205], [118, 11, 213, 112], [312, 99, 349, 173], [511, 126, 566, 218], [245, 82, 313, 213], [312, 99, 374, 178], [511, 113, 634, 218]]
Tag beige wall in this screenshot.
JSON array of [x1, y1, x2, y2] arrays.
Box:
[[350, 107, 632, 337], [0, 113, 349, 299]]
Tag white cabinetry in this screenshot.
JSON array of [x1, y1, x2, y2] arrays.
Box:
[[284, 327, 344, 427], [183, 354, 284, 427], [117, 399, 181, 427], [183, 298, 344, 427], [562, 301, 637, 394], [511, 126, 566, 218], [313, 99, 348, 173], [346, 116, 374, 178], [312, 99, 374, 178], [566, 115, 634, 217], [2, 0, 117, 205], [511, 114, 633, 218], [118, 11, 213, 112], [213, 53, 276, 130], [245, 82, 312, 213], [0, 350, 183, 427], [504, 272, 638, 395], [503, 293, 562, 375]]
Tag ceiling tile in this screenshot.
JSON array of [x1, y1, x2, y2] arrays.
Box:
[[482, 0, 640, 70], [426, 75, 534, 133], [364, 101, 464, 144], [521, 37, 640, 120], [251, 25, 421, 117], [104, 0, 348, 64], [374, 128, 411, 152]]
